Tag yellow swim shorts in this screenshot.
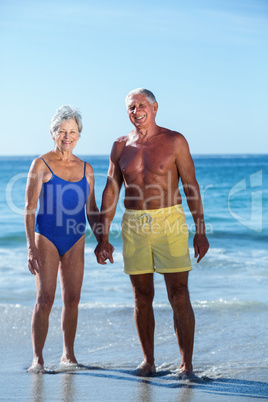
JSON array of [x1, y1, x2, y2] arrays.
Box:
[[121, 204, 192, 275]]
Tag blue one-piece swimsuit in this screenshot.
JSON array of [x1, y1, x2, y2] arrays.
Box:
[[35, 158, 90, 256]]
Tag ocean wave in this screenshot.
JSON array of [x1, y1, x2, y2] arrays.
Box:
[[0, 233, 26, 246], [193, 247, 268, 274], [0, 230, 122, 246], [192, 298, 268, 311], [2, 298, 266, 313], [207, 230, 268, 242], [205, 247, 268, 261], [78, 298, 268, 311], [79, 302, 134, 310]]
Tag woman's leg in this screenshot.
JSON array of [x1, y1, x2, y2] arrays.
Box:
[[59, 235, 85, 364], [28, 234, 60, 371]]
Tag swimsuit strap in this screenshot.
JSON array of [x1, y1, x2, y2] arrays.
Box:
[[40, 158, 86, 177], [39, 157, 53, 174]]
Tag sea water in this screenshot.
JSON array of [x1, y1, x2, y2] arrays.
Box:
[[0, 155, 267, 400]]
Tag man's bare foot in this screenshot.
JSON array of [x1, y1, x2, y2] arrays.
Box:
[[60, 354, 77, 364], [134, 361, 156, 377], [178, 369, 199, 381], [27, 363, 45, 374], [60, 358, 79, 368]]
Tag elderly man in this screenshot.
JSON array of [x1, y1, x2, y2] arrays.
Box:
[[95, 88, 209, 379]]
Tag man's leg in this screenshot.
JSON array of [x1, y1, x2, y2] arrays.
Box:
[[130, 273, 155, 373], [164, 272, 195, 374]]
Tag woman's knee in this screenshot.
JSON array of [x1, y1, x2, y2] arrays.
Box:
[[63, 293, 81, 309], [35, 293, 54, 313]]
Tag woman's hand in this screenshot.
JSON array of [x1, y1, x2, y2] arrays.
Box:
[[28, 246, 42, 275]]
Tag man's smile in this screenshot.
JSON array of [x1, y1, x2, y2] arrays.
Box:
[[135, 115, 145, 120]]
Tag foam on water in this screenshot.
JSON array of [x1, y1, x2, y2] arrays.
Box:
[[1, 301, 267, 387]]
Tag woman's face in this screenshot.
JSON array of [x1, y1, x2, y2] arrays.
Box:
[[52, 119, 80, 152]]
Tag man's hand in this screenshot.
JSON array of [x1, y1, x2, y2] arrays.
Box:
[[193, 234, 209, 263], [95, 240, 114, 265]]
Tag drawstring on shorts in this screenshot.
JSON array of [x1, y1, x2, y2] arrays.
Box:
[[128, 213, 153, 230]]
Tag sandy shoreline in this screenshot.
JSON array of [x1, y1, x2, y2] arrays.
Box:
[[1, 302, 268, 401], [1, 364, 268, 402]]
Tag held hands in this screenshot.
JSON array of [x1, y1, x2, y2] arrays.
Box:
[[95, 240, 114, 265], [193, 233, 209, 263], [28, 246, 42, 275]]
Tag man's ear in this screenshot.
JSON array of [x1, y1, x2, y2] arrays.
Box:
[[153, 102, 158, 115]]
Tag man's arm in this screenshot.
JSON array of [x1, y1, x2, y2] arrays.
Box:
[[85, 162, 102, 242], [175, 135, 209, 262], [95, 140, 124, 264]]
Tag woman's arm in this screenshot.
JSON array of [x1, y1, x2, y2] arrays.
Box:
[[24, 158, 45, 274]]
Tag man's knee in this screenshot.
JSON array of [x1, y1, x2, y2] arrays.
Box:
[[132, 283, 154, 307], [131, 274, 154, 305], [135, 291, 154, 308], [167, 285, 190, 309]]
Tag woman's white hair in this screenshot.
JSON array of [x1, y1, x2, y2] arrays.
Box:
[[50, 105, 82, 134], [125, 88, 157, 106]]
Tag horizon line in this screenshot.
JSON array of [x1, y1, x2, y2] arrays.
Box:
[[0, 153, 267, 158]]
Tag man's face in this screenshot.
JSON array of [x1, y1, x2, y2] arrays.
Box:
[[126, 94, 158, 129]]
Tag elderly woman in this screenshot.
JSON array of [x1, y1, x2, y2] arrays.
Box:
[[25, 105, 100, 372]]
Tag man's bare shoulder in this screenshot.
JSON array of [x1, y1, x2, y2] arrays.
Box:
[[112, 131, 134, 152], [113, 134, 129, 146], [110, 133, 131, 161], [159, 127, 189, 147]]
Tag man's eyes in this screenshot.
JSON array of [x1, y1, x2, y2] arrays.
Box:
[[129, 104, 145, 110]]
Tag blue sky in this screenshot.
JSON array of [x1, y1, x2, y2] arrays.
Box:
[[0, 0, 267, 155]]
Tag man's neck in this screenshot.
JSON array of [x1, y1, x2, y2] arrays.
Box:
[[134, 123, 159, 139]]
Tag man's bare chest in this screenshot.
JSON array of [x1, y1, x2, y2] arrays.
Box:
[[119, 143, 176, 178]]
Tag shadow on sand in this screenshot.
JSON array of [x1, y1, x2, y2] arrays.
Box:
[[41, 365, 268, 400]]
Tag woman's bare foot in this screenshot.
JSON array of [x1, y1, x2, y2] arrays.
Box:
[[27, 363, 45, 374], [27, 357, 45, 373]]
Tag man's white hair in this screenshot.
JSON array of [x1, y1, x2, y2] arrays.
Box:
[[125, 88, 157, 107]]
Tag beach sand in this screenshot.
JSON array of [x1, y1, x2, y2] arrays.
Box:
[[1, 304, 267, 402], [2, 364, 268, 401]]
